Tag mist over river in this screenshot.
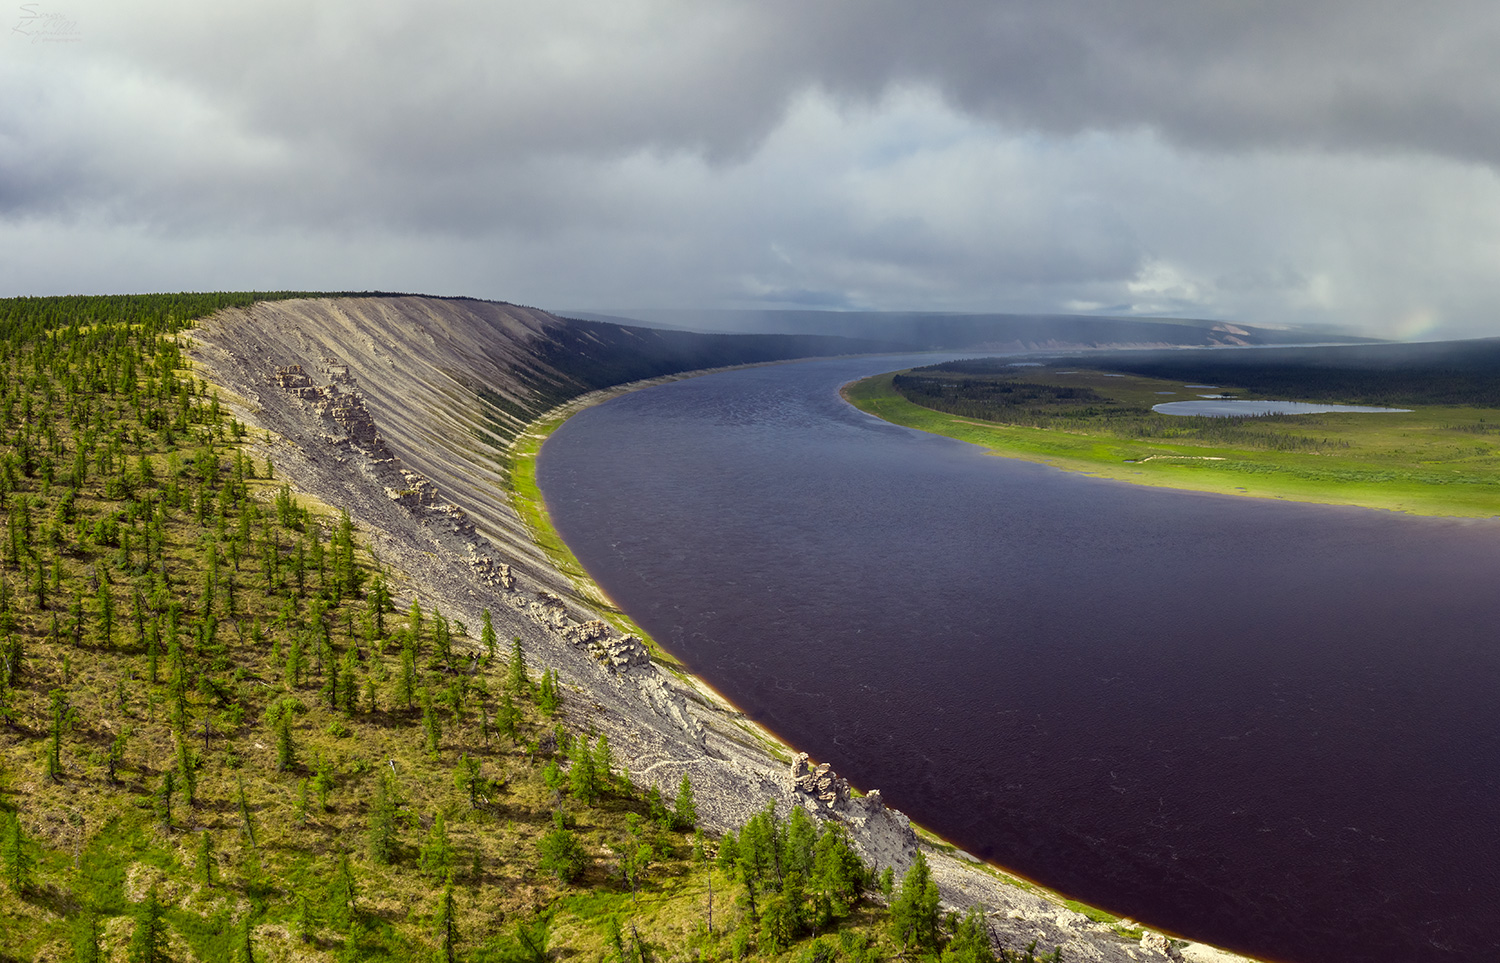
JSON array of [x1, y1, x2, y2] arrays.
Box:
[[536, 355, 1500, 963]]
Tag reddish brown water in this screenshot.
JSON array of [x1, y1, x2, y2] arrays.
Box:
[[537, 356, 1500, 963]]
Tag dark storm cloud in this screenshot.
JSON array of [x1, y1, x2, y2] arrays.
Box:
[[206, 3, 1500, 166], [5, 1, 1500, 337], [797, 1, 1500, 163], [52, 0, 1500, 194]]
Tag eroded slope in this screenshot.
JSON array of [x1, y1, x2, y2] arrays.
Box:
[[190, 296, 1255, 963]]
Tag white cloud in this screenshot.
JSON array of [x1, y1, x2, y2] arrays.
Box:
[[7, 1, 1500, 338]]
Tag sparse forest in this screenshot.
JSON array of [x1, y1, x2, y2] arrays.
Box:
[[0, 294, 1052, 963]]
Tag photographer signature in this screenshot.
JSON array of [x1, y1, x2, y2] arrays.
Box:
[[12, 3, 81, 44]]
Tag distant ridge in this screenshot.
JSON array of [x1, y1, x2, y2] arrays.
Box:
[[568, 307, 1379, 350]]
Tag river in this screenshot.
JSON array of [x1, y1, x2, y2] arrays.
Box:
[[536, 354, 1500, 963]]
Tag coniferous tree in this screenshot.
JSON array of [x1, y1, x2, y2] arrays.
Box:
[[419, 811, 454, 881], [646, 784, 668, 830], [538, 668, 560, 716], [72, 909, 104, 963], [435, 883, 459, 963], [367, 573, 388, 641], [236, 914, 257, 963], [785, 806, 819, 879], [145, 621, 160, 682], [537, 810, 585, 883], [176, 739, 197, 809], [595, 733, 616, 791], [445, 677, 465, 725], [674, 773, 698, 831], [154, 770, 175, 829], [338, 647, 360, 715], [569, 737, 598, 805], [1, 812, 32, 895], [454, 753, 486, 809], [237, 774, 257, 848], [320, 647, 340, 710], [397, 642, 416, 709], [333, 509, 357, 597], [127, 890, 167, 963], [942, 906, 996, 963], [694, 830, 715, 936], [498, 687, 518, 743], [432, 609, 451, 670], [480, 607, 496, 663], [106, 726, 129, 784], [326, 852, 357, 930], [293, 778, 310, 825], [617, 814, 655, 903], [422, 685, 441, 755], [811, 824, 867, 917], [284, 634, 304, 689], [196, 829, 216, 888], [515, 918, 552, 963], [313, 753, 334, 812], [889, 851, 941, 954], [294, 890, 318, 943], [507, 637, 530, 700], [95, 575, 113, 650], [276, 712, 297, 771], [407, 600, 423, 656], [367, 772, 398, 865], [45, 687, 71, 780]]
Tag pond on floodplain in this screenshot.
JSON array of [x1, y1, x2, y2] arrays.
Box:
[[1154, 399, 1413, 417]]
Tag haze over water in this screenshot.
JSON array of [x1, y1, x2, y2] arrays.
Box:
[[537, 355, 1500, 963]]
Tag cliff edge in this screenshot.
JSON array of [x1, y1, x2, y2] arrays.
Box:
[[191, 295, 1257, 963]]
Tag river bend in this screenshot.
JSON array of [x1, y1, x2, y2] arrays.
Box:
[[537, 355, 1500, 963]]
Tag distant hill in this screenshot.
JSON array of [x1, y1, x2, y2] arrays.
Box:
[[1033, 337, 1500, 407], [566, 308, 1375, 351]]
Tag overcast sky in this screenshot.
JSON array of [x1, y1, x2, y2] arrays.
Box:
[[5, 1, 1500, 339]]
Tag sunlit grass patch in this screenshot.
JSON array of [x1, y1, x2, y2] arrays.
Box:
[[845, 369, 1500, 517]]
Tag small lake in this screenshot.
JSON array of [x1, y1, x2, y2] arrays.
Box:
[[538, 355, 1500, 963], [1153, 399, 1413, 417]]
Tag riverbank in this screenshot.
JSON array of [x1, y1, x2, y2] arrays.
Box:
[[513, 366, 1267, 963], [190, 297, 1263, 962], [845, 370, 1500, 517]]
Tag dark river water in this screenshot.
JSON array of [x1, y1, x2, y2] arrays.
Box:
[[535, 355, 1500, 963]]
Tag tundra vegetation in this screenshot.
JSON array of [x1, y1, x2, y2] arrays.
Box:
[[0, 294, 1057, 963], [846, 350, 1500, 517]]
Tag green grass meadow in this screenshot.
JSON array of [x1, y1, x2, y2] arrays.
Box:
[[845, 369, 1500, 517]]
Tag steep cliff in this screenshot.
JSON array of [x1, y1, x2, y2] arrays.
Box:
[[190, 296, 1256, 963]]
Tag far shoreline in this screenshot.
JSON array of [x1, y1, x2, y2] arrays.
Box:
[[843, 370, 1500, 519]]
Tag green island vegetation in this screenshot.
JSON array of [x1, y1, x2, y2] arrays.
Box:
[[0, 294, 1064, 963], [845, 344, 1500, 517]]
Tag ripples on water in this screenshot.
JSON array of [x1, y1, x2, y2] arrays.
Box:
[[537, 355, 1500, 963]]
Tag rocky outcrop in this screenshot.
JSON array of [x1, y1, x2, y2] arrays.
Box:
[[790, 751, 851, 811], [276, 362, 388, 455], [557, 619, 650, 669], [788, 751, 918, 873], [465, 545, 513, 589]]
